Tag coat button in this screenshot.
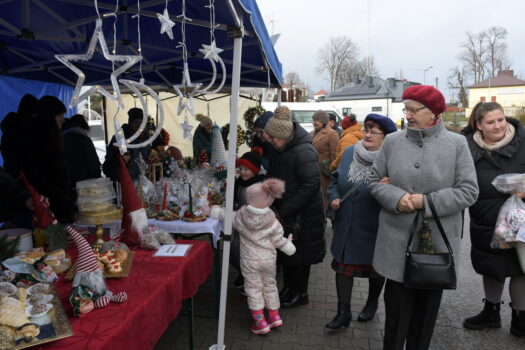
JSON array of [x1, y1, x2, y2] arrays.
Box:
[[414, 163, 420, 168], [413, 186, 418, 191]]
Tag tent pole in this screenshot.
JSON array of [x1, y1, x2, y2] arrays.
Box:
[[210, 12, 244, 350]]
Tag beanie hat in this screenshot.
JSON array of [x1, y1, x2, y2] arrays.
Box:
[[17, 94, 38, 118], [127, 108, 143, 124], [364, 114, 397, 135], [254, 111, 273, 129], [245, 178, 285, 209], [38, 96, 66, 121], [264, 106, 294, 140], [312, 110, 329, 126], [119, 155, 148, 247], [402, 85, 446, 117], [65, 114, 89, 131], [236, 148, 263, 174], [196, 113, 213, 127], [341, 116, 357, 130]]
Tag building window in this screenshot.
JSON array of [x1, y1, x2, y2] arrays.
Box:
[[480, 96, 486, 102], [372, 106, 382, 112], [491, 96, 497, 102]]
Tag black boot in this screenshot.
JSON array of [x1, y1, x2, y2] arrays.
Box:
[[326, 303, 352, 330], [281, 291, 309, 309], [358, 277, 385, 322], [510, 303, 525, 337], [463, 299, 502, 330]]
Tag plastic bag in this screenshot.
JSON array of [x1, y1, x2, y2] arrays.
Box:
[[491, 173, 525, 249]]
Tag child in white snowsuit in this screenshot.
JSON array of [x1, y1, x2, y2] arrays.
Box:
[[209, 178, 296, 335]]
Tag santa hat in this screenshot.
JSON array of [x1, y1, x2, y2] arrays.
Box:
[[66, 226, 100, 273], [119, 155, 148, 247], [20, 172, 57, 228], [245, 178, 285, 209]]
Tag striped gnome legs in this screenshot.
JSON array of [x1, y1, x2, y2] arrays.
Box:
[[241, 258, 279, 311]]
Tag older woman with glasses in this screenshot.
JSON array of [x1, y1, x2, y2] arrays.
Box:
[[369, 85, 479, 349], [326, 114, 396, 331]]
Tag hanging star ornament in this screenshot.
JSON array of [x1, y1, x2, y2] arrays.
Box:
[[55, 19, 142, 109], [199, 40, 224, 62], [156, 8, 175, 40], [181, 117, 194, 139], [173, 63, 202, 116]]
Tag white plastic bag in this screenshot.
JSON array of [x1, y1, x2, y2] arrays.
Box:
[[491, 173, 525, 249]]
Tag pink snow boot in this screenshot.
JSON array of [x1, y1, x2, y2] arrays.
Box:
[[250, 309, 270, 335], [267, 309, 283, 328]]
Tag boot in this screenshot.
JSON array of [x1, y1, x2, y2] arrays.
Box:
[[250, 309, 270, 335], [358, 301, 378, 322], [463, 299, 502, 330], [267, 309, 283, 329], [358, 277, 384, 322], [281, 291, 309, 309], [510, 303, 525, 337], [326, 303, 351, 330]]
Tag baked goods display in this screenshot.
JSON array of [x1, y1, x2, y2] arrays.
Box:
[[156, 210, 180, 221], [182, 210, 207, 222], [76, 178, 117, 213]]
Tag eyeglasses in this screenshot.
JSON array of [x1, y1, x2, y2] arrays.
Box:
[[364, 129, 384, 136], [402, 106, 426, 115]]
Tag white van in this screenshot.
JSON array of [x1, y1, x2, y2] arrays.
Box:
[[261, 102, 343, 133]]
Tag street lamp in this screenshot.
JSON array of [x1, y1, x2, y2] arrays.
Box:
[[423, 66, 433, 85]]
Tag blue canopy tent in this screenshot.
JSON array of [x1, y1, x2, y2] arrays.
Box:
[[0, 1, 282, 349]]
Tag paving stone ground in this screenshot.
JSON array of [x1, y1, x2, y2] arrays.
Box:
[[155, 213, 525, 350]]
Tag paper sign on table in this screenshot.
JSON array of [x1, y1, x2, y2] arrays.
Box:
[[154, 244, 192, 257]]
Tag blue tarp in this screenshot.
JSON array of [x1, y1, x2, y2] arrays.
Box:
[[0, 75, 74, 166], [0, 0, 283, 91]]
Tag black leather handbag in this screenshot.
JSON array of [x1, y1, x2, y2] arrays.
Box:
[[403, 194, 457, 290]]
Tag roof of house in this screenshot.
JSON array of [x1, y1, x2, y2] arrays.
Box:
[[324, 76, 419, 102], [314, 89, 327, 96], [469, 70, 525, 88]]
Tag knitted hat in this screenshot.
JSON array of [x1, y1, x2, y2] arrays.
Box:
[[264, 106, 294, 140], [329, 114, 339, 125], [38, 96, 66, 121], [119, 155, 148, 247], [364, 114, 397, 135], [402, 85, 446, 117], [245, 178, 285, 209], [196, 113, 213, 127], [127, 108, 143, 124], [254, 111, 273, 129], [236, 148, 263, 175], [312, 110, 329, 126], [341, 116, 357, 130]]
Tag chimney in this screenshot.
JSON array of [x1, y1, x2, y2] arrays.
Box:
[[499, 70, 514, 77]]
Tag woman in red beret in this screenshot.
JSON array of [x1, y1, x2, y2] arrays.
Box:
[[368, 85, 479, 349]]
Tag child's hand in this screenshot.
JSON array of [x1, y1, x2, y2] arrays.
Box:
[[287, 234, 293, 242]]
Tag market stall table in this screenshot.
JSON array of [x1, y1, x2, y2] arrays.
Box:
[[35, 240, 212, 350]]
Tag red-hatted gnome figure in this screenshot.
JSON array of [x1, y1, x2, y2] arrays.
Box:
[[66, 226, 127, 310], [118, 154, 148, 247]]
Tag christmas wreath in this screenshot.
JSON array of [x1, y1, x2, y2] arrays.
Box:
[[221, 124, 246, 152], [243, 106, 265, 147]]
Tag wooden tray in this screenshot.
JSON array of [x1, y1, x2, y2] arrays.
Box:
[[156, 215, 180, 221], [0, 285, 73, 350], [65, 251, 134, 280], [182, 216, 207, 223]]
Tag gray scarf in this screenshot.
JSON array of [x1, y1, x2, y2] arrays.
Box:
[[347, 140, 379, 183]]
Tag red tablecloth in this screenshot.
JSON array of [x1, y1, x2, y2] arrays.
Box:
[[37, 240, 212, 350]]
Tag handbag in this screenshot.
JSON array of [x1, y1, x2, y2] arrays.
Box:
[[319, 159, 332, 177], [325, 179, 364, 221], [403, 194, 457, 290]]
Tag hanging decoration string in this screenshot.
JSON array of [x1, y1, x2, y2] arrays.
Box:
[[94, 0, 101, 20], [136, 0, 144, 82], [177, 0, 190, 89]]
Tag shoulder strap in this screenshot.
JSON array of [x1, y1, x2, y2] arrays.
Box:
[[339, 179, 364, 204], [405, 210, 421, 252], [425, 194, 454, 254]]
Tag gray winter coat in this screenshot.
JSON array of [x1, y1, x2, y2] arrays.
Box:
[[369, 122, 479, 283]]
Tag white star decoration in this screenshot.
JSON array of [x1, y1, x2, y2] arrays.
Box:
[[173, 63, 202, 116], [55, 19, 141, 109], [181, 117, 194, 139], [199, 40, 224, 62], [156, 8, 175, 40]]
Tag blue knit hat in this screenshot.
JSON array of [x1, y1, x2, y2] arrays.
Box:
[[254, 111, 273, 129], [364, 114, 397, 135]]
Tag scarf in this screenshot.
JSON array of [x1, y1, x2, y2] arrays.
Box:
[[347, 140, 379, 183], [473, 123, 515, 151]]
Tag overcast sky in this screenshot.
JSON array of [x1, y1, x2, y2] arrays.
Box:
[[257, 0, 525, 101]]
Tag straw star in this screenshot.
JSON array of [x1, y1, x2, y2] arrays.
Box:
[[157, 8, 175, 40]]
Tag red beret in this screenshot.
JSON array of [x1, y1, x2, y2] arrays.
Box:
[[402, 85, 446, 116]]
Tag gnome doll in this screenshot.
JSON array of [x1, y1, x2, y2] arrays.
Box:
[[66, 226, 127, 310], [118, 155, 149, 247]]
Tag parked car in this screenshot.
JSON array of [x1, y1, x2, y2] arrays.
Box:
[[261, 102, 342, 133]]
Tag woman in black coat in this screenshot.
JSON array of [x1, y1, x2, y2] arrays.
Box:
[[264, 106, 326, 309], [62, 114, 101, 186], [461, 102, 525, 337]]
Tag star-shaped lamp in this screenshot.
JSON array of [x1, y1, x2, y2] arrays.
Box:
[[198, 40, 224, 62], [181, 117, 194, 139], [173, 63, 202, 116], [55, 19, 141, 109], [157, 8, 175, 40]]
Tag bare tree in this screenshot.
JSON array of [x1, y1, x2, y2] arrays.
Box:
[[448, 66, 469, 107], [458, 31, 487, 84], [316, 36, 359, 91], [483, 26, 511, 78], [285, 71, 303, 88]]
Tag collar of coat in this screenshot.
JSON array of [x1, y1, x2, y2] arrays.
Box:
[[404, 119, 445, 143], [311, 127, 336, 142]]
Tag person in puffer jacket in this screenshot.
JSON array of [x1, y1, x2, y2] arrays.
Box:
[[208, 178, 296, 335]]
